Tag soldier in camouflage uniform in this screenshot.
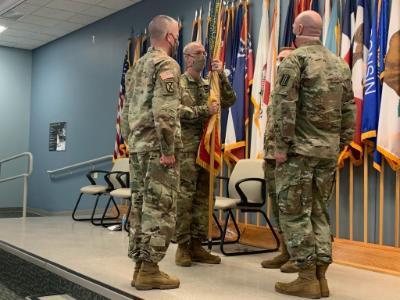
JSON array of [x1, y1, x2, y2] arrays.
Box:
[[175, 42, 236, 267], [121, 15, 182, 290], [261, 47, 295, 272], [270, 11, 355, 299]]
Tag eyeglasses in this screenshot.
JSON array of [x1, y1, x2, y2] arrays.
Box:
[[184, 51, 207, 57]]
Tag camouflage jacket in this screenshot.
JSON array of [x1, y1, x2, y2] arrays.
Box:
[[271, 40, 355, 159], [121, 47, 182, 155], [179, 71, 236, 152]]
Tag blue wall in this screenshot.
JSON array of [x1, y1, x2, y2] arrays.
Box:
[[0, 47, 32, 208], [27, 0, 397, 245]]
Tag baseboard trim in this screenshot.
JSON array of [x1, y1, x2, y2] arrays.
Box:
[[233, 224, 400, 276]]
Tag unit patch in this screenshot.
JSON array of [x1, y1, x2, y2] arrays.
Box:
[[280, 74, 291, 86]]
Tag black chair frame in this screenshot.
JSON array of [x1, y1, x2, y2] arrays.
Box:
[[72, 170, 121, 226], [216, 176, 280, 256], [100, 171, 132, 232]]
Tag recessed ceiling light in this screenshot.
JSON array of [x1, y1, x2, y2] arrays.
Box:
[[0, 26, 7, 33]]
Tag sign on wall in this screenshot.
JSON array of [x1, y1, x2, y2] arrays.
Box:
[[49, 122, 67, 151]]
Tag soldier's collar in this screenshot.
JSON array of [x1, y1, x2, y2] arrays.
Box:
[[148, 46, 168, 55], [297, 40, 322, 47]]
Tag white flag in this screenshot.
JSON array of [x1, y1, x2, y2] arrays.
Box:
[[377, 0, 400, 170], [249, 0, 269, 159]]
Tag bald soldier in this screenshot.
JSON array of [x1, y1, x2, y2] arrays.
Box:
[[175, 42, 236, 267], [121, 15, 182, 290], [270, 11, 355, 298], [261, 47, 295, 272]]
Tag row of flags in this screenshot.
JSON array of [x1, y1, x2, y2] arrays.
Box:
[[114, 0, 400, 173], [113, 32, 149, 160]]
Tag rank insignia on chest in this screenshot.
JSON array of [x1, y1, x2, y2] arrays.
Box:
[[280, 74, 290, 86]]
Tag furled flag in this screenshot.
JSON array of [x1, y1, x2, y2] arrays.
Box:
[[224, 1, 253, 163], [177, 18, 184, 71], [264, 0, 280, 103], [346, 0, 371, 165], [322, 0, 331, 45], [377, 0, 400, 171], [282, 0, 295, 48], [250, 0, 269, 159], [113, 40, 132, 160], [311, 0, 320, 13], [197, 0, 223, 174], [140, 29, 148, 56], [324, 0, 339, 54], [340, 0, 357, 65], [361, 0, 383, 171], [191, 8, 203, 43]]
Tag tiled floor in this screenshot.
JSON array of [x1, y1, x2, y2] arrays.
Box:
[[0, 216, 399, 300]]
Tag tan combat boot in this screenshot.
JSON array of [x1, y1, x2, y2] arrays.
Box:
[[135, 261, 180, 290], [275, 264, 321, 299], [280, 260, 300, 273], [175, 241, 192, 267], [130, 261, 142, 287], [191, 238, 221, 264], [261, 241, 290, 268], [317, 264, 330, 297]]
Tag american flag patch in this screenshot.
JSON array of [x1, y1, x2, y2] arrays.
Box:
[[160, 71, 174, 80]]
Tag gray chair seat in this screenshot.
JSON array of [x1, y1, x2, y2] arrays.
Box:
[[215, 196, 241, 209], [110, 188, 131, 198], [80, 185, 108, 194]]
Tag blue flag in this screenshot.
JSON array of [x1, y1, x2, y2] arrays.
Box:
[[282, 0, 295, 47]]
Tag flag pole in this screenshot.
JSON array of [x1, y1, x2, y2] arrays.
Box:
[[207, 0, 223, 251]]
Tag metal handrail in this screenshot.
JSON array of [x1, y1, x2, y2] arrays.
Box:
[[47, 155, 113, 175], [0, 152, 33, 218]]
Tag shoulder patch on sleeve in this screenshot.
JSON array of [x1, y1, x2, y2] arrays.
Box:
[[160, 70, 174, 80], [280, 74, 290, 86]]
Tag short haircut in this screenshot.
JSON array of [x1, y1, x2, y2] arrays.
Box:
[[148, 15, 177, 39]]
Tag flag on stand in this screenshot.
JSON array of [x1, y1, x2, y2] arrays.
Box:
[[322, 0, 331, 45], [282, 0, 295, 48], [177, 18, 184, 71], [346, 0, 371, 165], [224, 1, 253, 163], [361, 0, 383, 171], [250, 0, 269, 159], [340, 0, 357, 66], [197, 0, 223, 174], [324, 0, 339, 54], [377, 0, 400, 171], [113, 40, 132, 160]]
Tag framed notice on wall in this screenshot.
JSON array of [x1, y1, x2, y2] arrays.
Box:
[[49, 122, 67, 151]]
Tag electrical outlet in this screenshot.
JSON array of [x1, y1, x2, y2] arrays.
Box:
[[93, 172, 98, 179]]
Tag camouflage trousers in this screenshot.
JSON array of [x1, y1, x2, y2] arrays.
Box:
[[128, 151, 179, 263], [175, 151, 209, 244], [275, 155, 336, 269], [264, 159, 281, 233]]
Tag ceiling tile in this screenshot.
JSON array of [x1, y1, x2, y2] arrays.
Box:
[[73, 0, 102, 4], [25, 0, 53, 6], [80, 5, 115, 18], [33, 7, 75, 20], [4, 28, 54, 41], [46, 0, 91, 13], [68, 13, 98, 25], [11, 3, 41, 15], [19, 14, 60, 27], [56, 20, 81, 30], [98, 0, 134, 10]]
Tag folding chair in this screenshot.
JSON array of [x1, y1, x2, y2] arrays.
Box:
[[101, 170, 132, 232], [72, 158, 129, 226], [214, 159, 280, 255]]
